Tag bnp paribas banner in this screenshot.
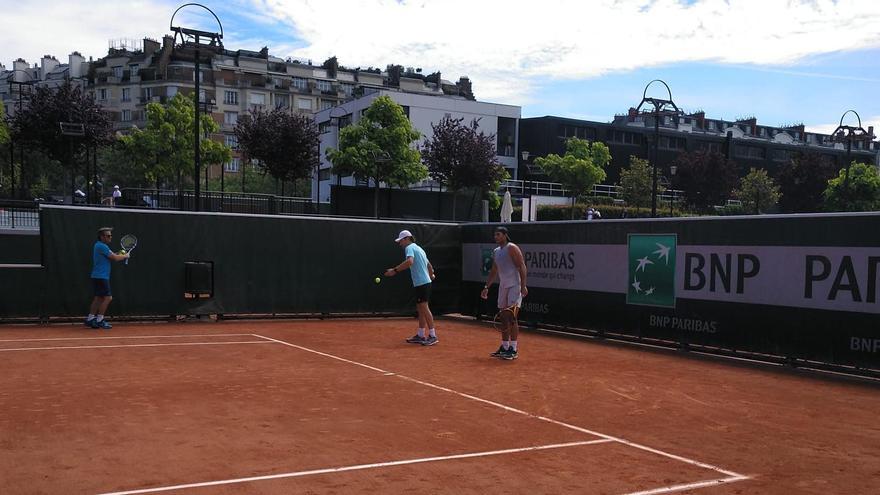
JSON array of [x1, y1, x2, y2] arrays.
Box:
[[462, 237, 880, 315]]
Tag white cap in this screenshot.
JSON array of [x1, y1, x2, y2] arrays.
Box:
[[113, 185, 120, 189], [394, 230, 412, 242]]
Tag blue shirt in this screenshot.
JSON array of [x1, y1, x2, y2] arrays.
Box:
[[91, 241, 112, 279], [405, 243, 431, 287]]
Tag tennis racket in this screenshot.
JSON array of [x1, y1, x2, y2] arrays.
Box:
[[493, 304, 520, 332], [120, 234, 137, 265]]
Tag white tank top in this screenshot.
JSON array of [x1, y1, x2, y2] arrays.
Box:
[[494, 243, 521, 289]]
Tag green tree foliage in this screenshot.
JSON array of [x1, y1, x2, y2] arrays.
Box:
[[823, 162, 880, 212], [326, 96, 424, 217], [776, 151, 837, 213], [618, 155, 653, 208], [535, 137, 610, 219], [234, 108, 320, 196], [671, 150, 739, 211], [734, 168, 781, 214], [422, 116, 507, 220], [12, 80, 114, 196], [0, 100, 9, 144], [120, 93, 231, 190]]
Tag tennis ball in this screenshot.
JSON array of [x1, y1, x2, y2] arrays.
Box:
[[120, 249, 126, 254], [374, 277, 381, 284]]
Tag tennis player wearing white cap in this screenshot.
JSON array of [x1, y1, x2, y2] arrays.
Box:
[[385, 229, 438, 345]]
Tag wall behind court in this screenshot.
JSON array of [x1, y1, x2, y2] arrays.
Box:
[[33, 206, 461, 318], [460, 214, 880, 372]]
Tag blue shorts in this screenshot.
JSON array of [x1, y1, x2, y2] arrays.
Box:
[[92, 278, 111, 297]]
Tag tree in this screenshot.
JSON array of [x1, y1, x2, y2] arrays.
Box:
[[422, 116, 506, 220], [0, 100, 8, 145], [326, 95, 424, 217], [535, 137, 610, 219], [618, 155, 653, 208], [12, 80, 113, 198], [823, 162, 880, 212], [671, 150, 739, 211], [120, 93, 231, 191], [777, 151, 837, 213], [734, 168, 780, 214], [234, 108, 320, 196]]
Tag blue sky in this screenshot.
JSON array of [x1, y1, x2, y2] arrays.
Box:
[[3, 0, 880, 134]]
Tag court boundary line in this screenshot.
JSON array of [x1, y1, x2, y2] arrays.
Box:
[[253, 333, 750, 491], [0, 333, 257, 343], [0, 341, 272, 352], [98, 439, 612, 495]]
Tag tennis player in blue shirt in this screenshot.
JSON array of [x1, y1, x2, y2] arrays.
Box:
[[385, 229, 438, 345], [85, 227, 129, 329]]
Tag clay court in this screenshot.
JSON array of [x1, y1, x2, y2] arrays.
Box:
[[0, 317, 877, 494]]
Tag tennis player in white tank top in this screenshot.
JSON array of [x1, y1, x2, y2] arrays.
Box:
[[480, 226, 528, 360]]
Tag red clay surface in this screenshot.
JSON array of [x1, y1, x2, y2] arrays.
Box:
[[0, 318, 877, 494]]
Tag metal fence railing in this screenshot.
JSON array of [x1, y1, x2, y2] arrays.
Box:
[[120, 189, 321, 215], [0, 200, 40, 230], [501, 180, 684, 203]]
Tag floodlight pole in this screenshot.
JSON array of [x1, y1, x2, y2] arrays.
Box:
[[635, 80, 681, 218], [7, 70, 34, 199], [828, 110, 875, 210], [170, 3, 223, 212]]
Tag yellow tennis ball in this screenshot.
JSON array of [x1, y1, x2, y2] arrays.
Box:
[[120, 249, 126, 254], [374, 277, 381, 284]]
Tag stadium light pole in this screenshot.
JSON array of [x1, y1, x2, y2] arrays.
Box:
[[326, 105, 347, 213], [170, 3, 223, 211], [829, 110, 874, 211], [634, 80, 683, 217], [6, 69, 34, 199]]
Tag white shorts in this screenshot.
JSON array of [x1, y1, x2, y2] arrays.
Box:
[[497, 285, 522, 311]]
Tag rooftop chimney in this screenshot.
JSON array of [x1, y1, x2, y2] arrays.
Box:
[[69, 52, 85, 79]]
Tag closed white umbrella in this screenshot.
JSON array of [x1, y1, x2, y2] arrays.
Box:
[[500, 190, 513, 223]]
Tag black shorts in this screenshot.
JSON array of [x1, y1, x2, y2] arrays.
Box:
[[92, 278, 111, 297], [413, 283, 432, 303]]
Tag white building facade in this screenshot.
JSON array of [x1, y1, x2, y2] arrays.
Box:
[[313, 89, 521, 203]]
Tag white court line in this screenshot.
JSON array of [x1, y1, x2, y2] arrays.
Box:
[[0, 341, 272, 352], [623, 475, 750, 495], [0, 333, 256, 343], [98, 439, 611, 495], [254, 334, 750, 484]]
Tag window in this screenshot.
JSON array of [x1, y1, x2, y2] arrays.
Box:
[[143, 87, 153, 100], [659, 136, 686, 150], [121, 88, 131, 102], [199, 89, 206, 103], [292, 77, 307, 90], [224, 111, 238, 125], [98, 88, 108, 100], [320, 100, 333, 111], [318, 168, 332, 181], [225, 135, 238, 149], [558, 125, 596, 140], [772, 149, 792, 162], [249, 93, 266, 105], [129, 64, 139, 76], [697, 141, 721, 152], [316, 80, 332, 92], [274, 94, 290, 109], [609, 130, 641, 145], [224, 90, 238, 105], [167, 86, 178, 98], [225, 158, 240, 172], [297, 98, 312, 110], [734, 145, 766, 160], [112, 66, 123, 78], [121, 109, 132, 122], [339, 83, 354, 97]]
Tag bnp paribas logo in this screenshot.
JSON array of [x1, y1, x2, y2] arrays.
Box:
[[627, 234, 677, 308]]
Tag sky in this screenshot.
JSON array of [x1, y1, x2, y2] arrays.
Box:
[[2, 0, 880, 135]]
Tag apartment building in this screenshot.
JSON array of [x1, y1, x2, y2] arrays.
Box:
[[2, 35, 476, 182], [313, 89, 520, 204], [520, 111, 879, 184]]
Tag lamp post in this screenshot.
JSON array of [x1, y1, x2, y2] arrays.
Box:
[[326, 105, 347, 213], [6, 69, 34, 199], [668, 164, 677, 216], [170, 3, 223, 211], [634, 80, 683, 217], [372, 150, 391, 219], [829, 110, 874, 211]]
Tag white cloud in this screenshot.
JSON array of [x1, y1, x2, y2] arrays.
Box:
[[253, 0, 880, 101], [4, 0, 880, 107]]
